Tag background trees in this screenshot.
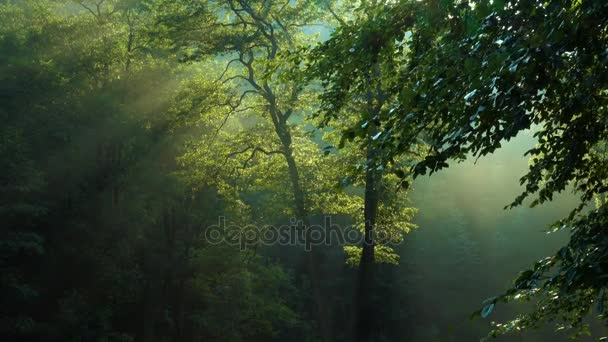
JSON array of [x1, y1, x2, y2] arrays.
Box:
[[0, 1, 300, 340], [2, 0, 604, 341]]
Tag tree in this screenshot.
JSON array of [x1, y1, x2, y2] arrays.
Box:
[[153, 1, 359, 340], [310, 0, 608, 339], [308, 1, 422, 340]]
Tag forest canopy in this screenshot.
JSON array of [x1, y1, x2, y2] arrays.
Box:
[[0, 0, 606, 341]]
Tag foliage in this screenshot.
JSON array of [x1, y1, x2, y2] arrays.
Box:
[[0, 1, 303, 341], [309, 0, 608, 339], [7, 0, 603, 340]]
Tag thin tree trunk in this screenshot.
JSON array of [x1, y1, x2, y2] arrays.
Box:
[[355, 143, 381, 342], [355, 58, 384, 342], [280, 127, 333, 342]]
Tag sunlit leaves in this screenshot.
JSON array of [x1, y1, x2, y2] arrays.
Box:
[[310, 0, 608, 338]]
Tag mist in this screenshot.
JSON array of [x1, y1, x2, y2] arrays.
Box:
[[1, 1, 605, 342]]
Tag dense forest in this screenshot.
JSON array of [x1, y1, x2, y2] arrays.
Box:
[[0, 0, 606, 341]]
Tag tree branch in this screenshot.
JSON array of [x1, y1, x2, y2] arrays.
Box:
[[225, 145, 284, 169], [328, 2, 347, 27]]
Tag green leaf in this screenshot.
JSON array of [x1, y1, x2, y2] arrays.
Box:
[[481, 303, 495, 319]]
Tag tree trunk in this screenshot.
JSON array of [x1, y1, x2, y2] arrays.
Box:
[[279, 127, 333, 342], [355, 59, 384, 341], [354, 142, 381, 342]]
